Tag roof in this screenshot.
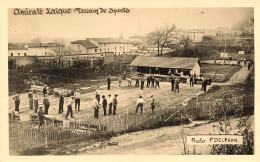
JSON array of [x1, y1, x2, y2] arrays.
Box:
[[87, 38, 134, 44], [8, 43, 28, 50], [131, 56, 199, 69], [71, 40, 98, 49], [26, 43, 57, 48]]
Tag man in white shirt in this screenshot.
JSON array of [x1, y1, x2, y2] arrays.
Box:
[[108, 94, 113, 115], [136, 95, 145, 115], [94, 96, 99, 118], [65, 96, 75, 119], [74, 89, 81, 111]]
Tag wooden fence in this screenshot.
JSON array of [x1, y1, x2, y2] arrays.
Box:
[[9, 94, 253, 154], [187, 94, 254, 120]]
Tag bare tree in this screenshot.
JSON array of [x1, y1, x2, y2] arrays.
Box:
[[147, 27, 164, 56], [178, 35, 193, 57], [51, 38, 66, 68], [147, 24, 177, 56]]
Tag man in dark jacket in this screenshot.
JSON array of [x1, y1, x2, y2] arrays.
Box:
[[43, 95, 50, 114], [43, 85, 48, 97], [102, 95, 107, 116], [146, 75, 150, 88], [190, 75, 194, 87], [141, 76, 145, 90], [170, 74, 175, 91], [59, 95, 64, 114], [28, 90, 33, 110], [107, 75, 111, 90], [151, 75, 155, 88]]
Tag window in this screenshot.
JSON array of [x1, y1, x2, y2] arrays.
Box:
[[11, 53, 13, 56], [18, 53, 20, 56], [24, 53, 27, 56], [100, 49, 102, 52], [95, 49, 97, 52], [115, 46, 116, 49]]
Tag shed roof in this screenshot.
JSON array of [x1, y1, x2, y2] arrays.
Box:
[[71, 40, 98, 49], [26, 43, 57, 48], [131, 56, 199, 69], [8, 43, 28, 50]]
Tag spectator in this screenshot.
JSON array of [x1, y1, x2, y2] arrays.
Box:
[[43, 95, 50, 114], [96, 87, 101, 104], [74, 89, 81, 111], [155, 78, 160, 89], [38, 106, 45, 128], [147, 75, 151, 88], [108, 94, 113, 115], [175, 77, 180, 93], [127, 77, 132, 87], [135, 76, 139, 87], [13, 94, 20, 112], [170, 74, 175, 91], [34, 94, 39, 113], [102, 95, 107, 116], [43, 85, 48, 97], [151, 95, 156, 114], [140, 76, 145, 90], [107, 75, 111, 90], [113, 94, 118, 115], [28, 90, 34, 110], [65, 96, 75, 119], [118, 76, 122, 87], [190, 75, 194, 87], [94, 96, 99, 118], [59, 95, 64, 114]]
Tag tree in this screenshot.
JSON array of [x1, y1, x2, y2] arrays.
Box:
[[147, 24, 177, 56], [209, 87, 254, 155], [51, 38, 66, 68], [177, 35, 193, 57], [147, 27, 164, 56]]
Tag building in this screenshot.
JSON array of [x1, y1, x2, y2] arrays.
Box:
[[130, 56, 200, 76], [24, 43, 57, 56], [8, 43, 28, 57], [188, 31, 205, 42], [71, 38, 136, 55], [215, 31, 242, 40]]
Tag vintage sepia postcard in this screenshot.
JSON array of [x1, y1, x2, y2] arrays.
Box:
[[0, 0, 259, 162]]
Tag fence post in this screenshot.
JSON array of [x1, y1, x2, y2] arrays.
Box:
[[44, 120, 48, 147]]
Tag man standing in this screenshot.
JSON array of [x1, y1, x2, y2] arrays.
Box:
[[13, 94, 20, 112], [248, 62, 251, 70], [102, 95, 107, 116], [28, 90, 34, 110], [135, 76, 139, 87], [113, 94, 118, 115], [175, 77, 180, 93], [136, 96, 145, 115], [43, 85, 48, 97], [107, 75, 111, 90], [96, 87, 101, 105], [190, 75, 194, 87], [170, 74, 175, 91], [151, 95, 156, 114], [43, 95, 50, 114], [34, 94, 39, 113], [151, 75, 155, 88], [168, 69, 172, 76], [59, 95, 64, 114], [155, 78, 160, 89], [118, 76, 122, 87], [140, 76, 145, 90], [108, 94, 113, 115], [65, 96, 75, 120], [146, 75, 150, 88], [94, 96, 99, 118], [38, 106, 45, 128], [74, 89, 81, 111]]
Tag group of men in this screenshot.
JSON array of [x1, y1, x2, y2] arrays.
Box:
[[94, 92, 118, 118]]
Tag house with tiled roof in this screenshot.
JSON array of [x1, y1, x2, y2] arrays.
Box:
[[70, 38, 136, 55], [24, 43, 57, 56]]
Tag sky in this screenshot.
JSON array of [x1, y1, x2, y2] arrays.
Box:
[[8, 8, 253, 43]]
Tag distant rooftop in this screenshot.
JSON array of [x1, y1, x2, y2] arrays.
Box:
[[71, 40, 98, 49], [87, 38, 134, 44], [8, 43, 27, 50]]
